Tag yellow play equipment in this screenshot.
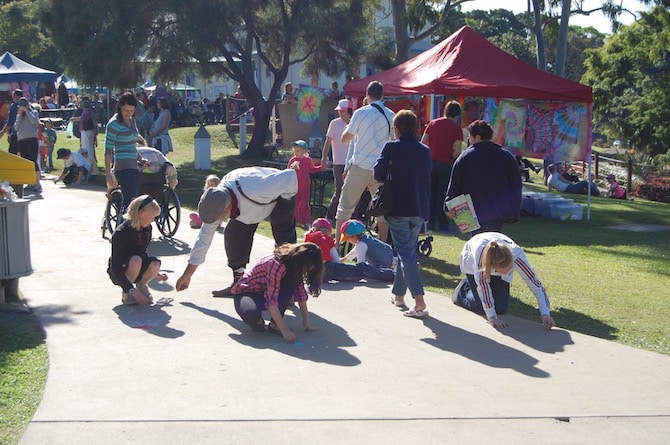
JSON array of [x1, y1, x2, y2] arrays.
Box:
[[0, 150, 36, 184]]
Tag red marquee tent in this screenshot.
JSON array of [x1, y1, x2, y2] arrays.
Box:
[[344, 26, 592, 103]]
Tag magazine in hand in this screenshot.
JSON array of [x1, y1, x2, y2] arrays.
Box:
[[446, 194, 480, 233]]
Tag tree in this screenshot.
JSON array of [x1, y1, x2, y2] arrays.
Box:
[[582, 6, 670, 157], [387, 0, 474, 64], [40, 0, 367, 157], [0, 0, 55, 68]]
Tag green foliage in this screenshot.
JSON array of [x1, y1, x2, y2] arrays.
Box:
[[39, 0, 367, 157], [543, 25, 606, 81], [0, 0, 51, 61], [582, 6, 670, 157], [41, 0, 152, 88]]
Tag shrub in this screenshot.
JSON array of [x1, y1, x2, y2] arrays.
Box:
[[633, 175, 670, 203]]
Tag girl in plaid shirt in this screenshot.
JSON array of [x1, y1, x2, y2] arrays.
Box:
[[231, 243, 323, 343]]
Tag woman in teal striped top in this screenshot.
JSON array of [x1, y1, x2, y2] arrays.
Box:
[[105, 92, 146, 213]]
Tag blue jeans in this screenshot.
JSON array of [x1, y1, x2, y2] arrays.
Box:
[[323, 261, 394, 282], [386, 215, 425, 297], [115, 168, 140, 214]]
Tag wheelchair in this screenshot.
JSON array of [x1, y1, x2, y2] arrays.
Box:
[[102, 165, 181, 238]]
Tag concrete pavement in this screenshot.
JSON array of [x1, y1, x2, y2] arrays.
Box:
[[14, 177, 670, 444]]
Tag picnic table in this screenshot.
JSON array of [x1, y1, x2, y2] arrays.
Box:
[[39, 107, 77, 130]]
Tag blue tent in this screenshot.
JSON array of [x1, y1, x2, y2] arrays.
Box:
[[0, 52, 57, 83]]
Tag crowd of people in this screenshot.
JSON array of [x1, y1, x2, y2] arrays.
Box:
[[6, 82, 626, 344], [101, 80, 564, 346]]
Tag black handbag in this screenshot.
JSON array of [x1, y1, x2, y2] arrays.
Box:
[[368, 156, 394, 217]]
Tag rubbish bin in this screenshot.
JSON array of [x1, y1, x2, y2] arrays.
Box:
[[0, 199, 32, 303]]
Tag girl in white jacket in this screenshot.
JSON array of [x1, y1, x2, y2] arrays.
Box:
[[454, 232, 556, 330]]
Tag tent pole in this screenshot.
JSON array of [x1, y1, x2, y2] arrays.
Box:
[[586, 159, 592, 221]]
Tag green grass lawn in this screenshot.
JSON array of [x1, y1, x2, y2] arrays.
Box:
[[1, 124, 668, 444]]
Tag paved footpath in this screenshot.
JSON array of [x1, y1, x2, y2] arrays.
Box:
[[14, 178, 670, 444]]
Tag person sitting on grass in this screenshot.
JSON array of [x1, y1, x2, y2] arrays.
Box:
[[231, 242, 322, 344], [107, 195, 168, 305], [452, 232, 556, 330], [54, 148, 90, 186], [606, 174, 627, 199], [547, 163, 600, 196], [305, 218, 394, 283]]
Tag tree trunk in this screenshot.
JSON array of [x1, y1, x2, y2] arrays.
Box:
[[391, 0, 411, 64], [242, 98, 272, 158], [554, 0, 571, 77], [531, 0, 546, 71]]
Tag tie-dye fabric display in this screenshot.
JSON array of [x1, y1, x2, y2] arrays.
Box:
[[296, 86, 323, 123], [551, 104, 590, 162], [525, 104, 554, 157], [499, 101, 527, 149]]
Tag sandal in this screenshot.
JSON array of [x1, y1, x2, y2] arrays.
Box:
[[390, 296, 407, 309], [403, 308, 429, 319], [267, 322, 282, 336], [138, 285, 154, 304]]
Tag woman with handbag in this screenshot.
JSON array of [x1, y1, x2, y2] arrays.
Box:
[[373, 110, 431, 318]]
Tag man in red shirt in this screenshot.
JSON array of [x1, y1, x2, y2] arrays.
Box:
[[421, 101, 464, 232]]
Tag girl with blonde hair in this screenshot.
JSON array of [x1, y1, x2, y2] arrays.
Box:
[[108, 195, 167, 305], [453, 232, 555, 330]]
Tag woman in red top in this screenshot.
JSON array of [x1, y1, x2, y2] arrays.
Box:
[[231, 243, 323, 343]]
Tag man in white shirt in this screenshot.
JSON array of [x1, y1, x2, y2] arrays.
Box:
[[336, 81, 394, 244], [176, 167, 298, 297]]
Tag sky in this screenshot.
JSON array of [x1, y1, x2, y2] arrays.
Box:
[[460, 0, 651, 34]]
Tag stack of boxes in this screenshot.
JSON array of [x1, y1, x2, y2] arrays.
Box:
[[522, 192, 584, 220]]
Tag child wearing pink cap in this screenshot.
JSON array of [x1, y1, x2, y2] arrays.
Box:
[[305, 218, 394, 283], [606, 174, 626, 199]]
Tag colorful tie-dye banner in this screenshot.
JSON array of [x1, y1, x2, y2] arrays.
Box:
[[296, 86, 324, 123]]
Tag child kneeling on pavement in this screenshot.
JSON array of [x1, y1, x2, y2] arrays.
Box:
[[54, 148, 90, 186], [107, 195, 168, 305], [231, 242, 322, 344], [306, 218, 394, 282]]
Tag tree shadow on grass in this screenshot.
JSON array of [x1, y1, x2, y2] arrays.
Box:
[[181, 301, 361, 367]]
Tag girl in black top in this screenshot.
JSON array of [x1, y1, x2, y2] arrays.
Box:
[[108, 194, 166, 305]]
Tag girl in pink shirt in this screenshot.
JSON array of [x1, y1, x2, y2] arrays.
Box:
[[606, 174, 626, 199], [288, 140, 321, 227]]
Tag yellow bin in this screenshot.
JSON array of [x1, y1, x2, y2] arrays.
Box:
[[0, 150, 36, 184]]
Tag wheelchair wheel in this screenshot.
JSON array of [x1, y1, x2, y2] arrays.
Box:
[[417, 236, 433, 257], [157, 187, 181, 237], [104, 189, 123, 236]]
